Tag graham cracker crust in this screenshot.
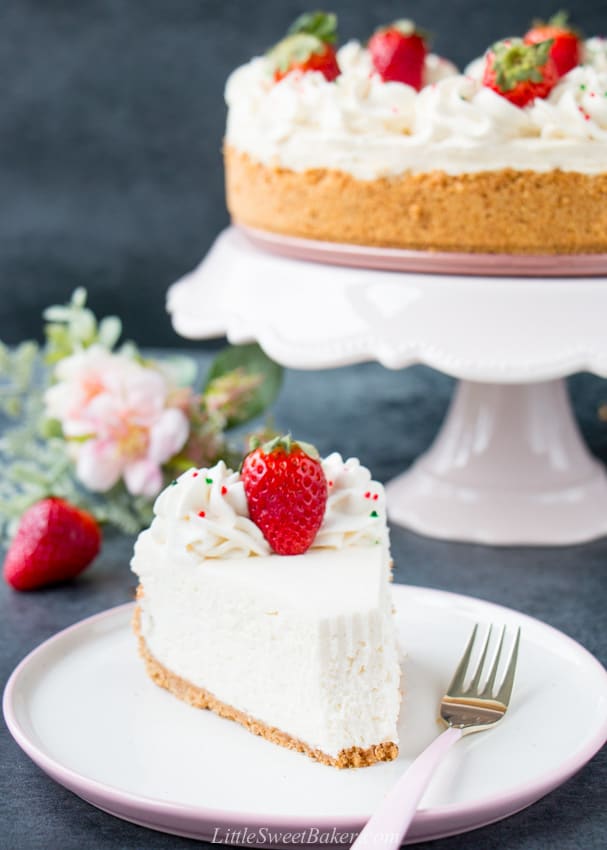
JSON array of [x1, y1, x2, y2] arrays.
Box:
[[132, 600, 398, 769], [225, 146, 607, 254]]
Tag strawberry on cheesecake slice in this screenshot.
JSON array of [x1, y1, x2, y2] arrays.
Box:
[[131, 437, 401, 768]]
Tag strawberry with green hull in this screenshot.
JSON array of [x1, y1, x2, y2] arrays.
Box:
[[482, 38, 559, 107], [241, 434, 328, 555], [524, 11, 581, 78], [4, 498, 101, 591], [368, 19, 428, 91], [267, 11, 340, 83]]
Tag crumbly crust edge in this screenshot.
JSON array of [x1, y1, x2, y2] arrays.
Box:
[[132, 593, 398, 769], [224, 145, 607, 254]]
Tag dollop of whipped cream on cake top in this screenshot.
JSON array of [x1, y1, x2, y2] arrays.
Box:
[[226, 39, 456, 137], [150, 462, 270, 561], [139, 454, 387, 564], [314, 453, 387, 548], [225, 38, 607, 177], [530, 66, 607, 140], [584, 36, 607, 72]]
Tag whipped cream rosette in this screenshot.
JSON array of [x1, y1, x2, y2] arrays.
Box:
[[136, 454, 388, 565], [226, 38, 607, 177], [140, 462, 270, 563], [313, 453, 388, 549]]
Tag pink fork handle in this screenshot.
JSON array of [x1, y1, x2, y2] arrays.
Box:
[[353, 727, 463, 850]]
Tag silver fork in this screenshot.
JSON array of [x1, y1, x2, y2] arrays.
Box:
[[353, 623, 521, 850]]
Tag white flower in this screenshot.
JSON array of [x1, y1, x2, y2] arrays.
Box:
[[45, 346, 190, 497]]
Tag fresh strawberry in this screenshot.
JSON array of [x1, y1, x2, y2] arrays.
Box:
[[271, 41, 340, 82], [482, 38, 559, 107], [267, 11, 340, 82], [3, 498, 101, 591], [524, 11, 581, 77], [241, 434, 327, 556], [368, 20, 428, 90]]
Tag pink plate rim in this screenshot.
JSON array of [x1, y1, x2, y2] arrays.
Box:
[[3, 593, 607, 845], [239, 226, 607, 278]]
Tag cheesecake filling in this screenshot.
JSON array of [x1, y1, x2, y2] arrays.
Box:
[[133, 545, 399, 758]]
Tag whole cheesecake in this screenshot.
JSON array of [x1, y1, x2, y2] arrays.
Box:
[[224, 14, 607, 254], [131, 450, 401, 768]]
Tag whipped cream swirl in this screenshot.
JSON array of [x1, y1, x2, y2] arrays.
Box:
[[226, 38, 607, 177], [414, 75, 535, 141], [531, 66, 607, 140], [584, 37, 607, 73], [136, 454, 388, 565], [148, 462, 270, 562], [225, 41, 457, 165], [313, 453, 388, 549]]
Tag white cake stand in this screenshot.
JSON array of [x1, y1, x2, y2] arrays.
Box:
[[168, 226, 607, 546]]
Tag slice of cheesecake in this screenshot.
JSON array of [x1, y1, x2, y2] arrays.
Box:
[[131, 450, 401, 768]]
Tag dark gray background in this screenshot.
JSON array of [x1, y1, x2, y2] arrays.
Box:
[[1, 0, 606, 347], [2, 6, 607, 848]]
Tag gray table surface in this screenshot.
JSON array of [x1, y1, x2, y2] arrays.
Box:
[[2, 357, 606, 850]]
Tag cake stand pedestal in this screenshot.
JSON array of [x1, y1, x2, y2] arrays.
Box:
[[168, 227, 607, 546]]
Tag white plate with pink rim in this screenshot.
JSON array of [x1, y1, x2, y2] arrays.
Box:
[[4, 587, 607, 846]]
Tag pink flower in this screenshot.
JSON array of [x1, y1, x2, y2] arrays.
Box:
[[45, 346, 190, 497]]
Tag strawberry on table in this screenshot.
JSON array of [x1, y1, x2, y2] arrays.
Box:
[[524, 11, 581, 77], [368, 19, 428, 91], [241, 434, 328, 556], [482, 38, 559, 107], [267, 11, 340, 82], [3, 498, 101, 591]]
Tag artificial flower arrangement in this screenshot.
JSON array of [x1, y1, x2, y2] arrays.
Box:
[[0, 289, 282, 589]]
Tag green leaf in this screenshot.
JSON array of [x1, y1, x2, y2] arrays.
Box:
[[267, 33, 326, 73], [288, 11, 338, 44], [204, 343, 283, 429], [160, 355, 199, 388], [70, 309, 96, 343], [42, 287, 127, 361], [39, 417, 63, 439], [97, 316, 122, 349], [43, 306, 72, 322], [3, 397, 21, 417], [72, 287, 87, 308], [0, 341, 10, 370], [44, 325, 72, 364], [118, 341, 141, 361]]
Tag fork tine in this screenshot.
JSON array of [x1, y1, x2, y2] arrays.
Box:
[[467, 624, 493, 693], [480, 625, 506, 698], [446, 623, 478, 695], [495, 627, 521, 706]]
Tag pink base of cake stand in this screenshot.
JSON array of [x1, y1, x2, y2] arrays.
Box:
[[167, 227, 607, 546], [386, 379, 607, 545]]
